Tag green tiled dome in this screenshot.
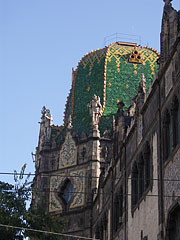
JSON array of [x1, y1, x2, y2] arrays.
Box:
[[64, 42, 159, 136]]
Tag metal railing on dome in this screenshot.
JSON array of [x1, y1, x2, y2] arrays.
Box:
[[103, 33, 147, 47]]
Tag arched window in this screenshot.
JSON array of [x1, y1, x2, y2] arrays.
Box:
[[132, 143, 152, 211], [113, 187, 123, 233], [144, 142, 151, 189], [132, 162, 138, 208], [171, 96, 179, 149], [138, 154, 145, 198], [163, 109, 172, 161], [59, 179, 74, 210], [167, 204, 180, 240], [114, 132, 119, 158]]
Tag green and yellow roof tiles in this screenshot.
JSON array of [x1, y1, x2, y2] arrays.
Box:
[[50, 125, 65, 142], [104, 43, 159, 114], [63, 42, 159, 136], [71, 47, 106, 135]]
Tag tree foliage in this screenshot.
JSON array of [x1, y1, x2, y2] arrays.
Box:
[[25, 208, 64, 240], [0, 164, 64, 240], [0, 181, 26, 240]]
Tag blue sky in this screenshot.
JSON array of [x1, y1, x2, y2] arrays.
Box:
[[0, 0, 179, 184]]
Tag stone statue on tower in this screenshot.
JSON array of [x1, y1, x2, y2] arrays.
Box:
[[89, 94, 102, 127], [163, 0, 172, 5]]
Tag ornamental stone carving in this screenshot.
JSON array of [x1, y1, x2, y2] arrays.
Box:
[[59, 132, 77, 169], [49, 169, 85, 212]]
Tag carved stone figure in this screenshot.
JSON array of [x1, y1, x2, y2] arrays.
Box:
[[129, 99, 136, 117], [137, 73, 146, 107], [163, 0, 172, 5], [41, 106, 46, 117], [41, 106, 53, 123], [40, 106, 53, 143], [89, 94, 102, 126], [139, 73, 146, 94]]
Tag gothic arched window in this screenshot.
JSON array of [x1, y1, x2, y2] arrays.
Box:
[[138, 154, 145, 198], [171, 96, 179, 149], [163, 109, 172, 161], [113, 188, 123, 233], [167, 204, 180, 240], [132, 143, 152, 212], [132, 162, 138, 208], [59, 179, 74, 210], [144, 142, 151, 189]]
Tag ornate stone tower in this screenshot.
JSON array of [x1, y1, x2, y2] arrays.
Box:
[[33, 42, 159, 238]]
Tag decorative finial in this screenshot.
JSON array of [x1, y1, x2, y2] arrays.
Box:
[[89, 94, 102, 127]]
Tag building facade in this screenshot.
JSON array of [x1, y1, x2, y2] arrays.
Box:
[[33, 1, 180, 239]]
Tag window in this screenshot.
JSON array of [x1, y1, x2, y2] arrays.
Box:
[[114, 187, 123, 233], [138, 154, 145, 198], [131, 142, 152, 211], [144, 142, 151, 189], [132, 162, 138, 208], [167, 204, 180, 240], [171, 96, 179, 149], [163, 109, 172, 160], [59, 179, 74, 210], [163, 97, 180, 162]]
